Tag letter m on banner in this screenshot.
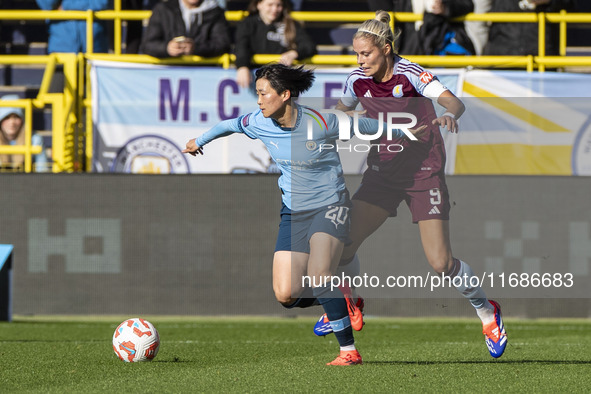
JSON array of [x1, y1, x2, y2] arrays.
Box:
[[160, 79, 190, 121]]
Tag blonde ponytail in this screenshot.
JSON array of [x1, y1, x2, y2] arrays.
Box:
[[354, 10, 400, 56]]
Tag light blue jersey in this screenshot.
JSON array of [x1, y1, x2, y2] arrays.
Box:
[[195, 105, 406, 211]]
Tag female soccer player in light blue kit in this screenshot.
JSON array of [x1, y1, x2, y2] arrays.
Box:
[[184, 64, 423, 365]]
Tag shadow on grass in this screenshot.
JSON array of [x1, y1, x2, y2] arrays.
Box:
[[153, 358, 191, 363], [0, 340, 107, 343], [365, 360, 591, 365]]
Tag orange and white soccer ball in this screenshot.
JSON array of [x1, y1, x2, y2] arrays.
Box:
[[113, 318, 160, 362]]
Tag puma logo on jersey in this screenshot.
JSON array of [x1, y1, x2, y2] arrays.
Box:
[[269, 141, 279, 149]]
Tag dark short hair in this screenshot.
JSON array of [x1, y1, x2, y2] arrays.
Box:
[[254, 64, 315, 98]]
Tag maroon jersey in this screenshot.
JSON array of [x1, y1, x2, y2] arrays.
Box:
[[341, 55, 448, 190]]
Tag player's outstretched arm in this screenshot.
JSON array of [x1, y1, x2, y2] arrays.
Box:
[[335, 99, 355, 113], [182, 118, 243, 157]]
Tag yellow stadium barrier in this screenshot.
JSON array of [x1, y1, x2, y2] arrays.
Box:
[[0, 97, 39, 173], [1, 7, 591, 68], [0, 54, 79, 173]]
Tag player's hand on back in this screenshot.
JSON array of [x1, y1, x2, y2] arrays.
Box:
[[182, 139, 204, 156], [432, 113, 459, 133], [345, 109, 367, 118], [409, 124, 429, 139]]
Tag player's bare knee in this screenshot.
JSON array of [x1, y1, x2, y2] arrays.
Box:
[[273, 288, 293, 305], [429, 257, 453, 275], [278, 297, 298, 307]]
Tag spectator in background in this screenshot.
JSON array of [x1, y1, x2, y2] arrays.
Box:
[[484, 0, 576, 56], [123, 0, 159, 53], [415, 0, 475, 55], [367, 1, 414, 54], [141, 0, 231, 58], [367, 0, 475, 56], [234, 0, 316, 88], [0, 95, 47, 172], [36, 0, 111, 53], [465, 0, 492, 55]]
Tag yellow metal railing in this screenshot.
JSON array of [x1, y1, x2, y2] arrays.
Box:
[[0, 98, 39, 173], [1, 8, 591, 68], [0, 8, 590, 73], [0, 54, 79, 173], [97, 9, 591, 69]]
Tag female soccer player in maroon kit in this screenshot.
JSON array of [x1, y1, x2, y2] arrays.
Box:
[[319, 10, 507, 358]]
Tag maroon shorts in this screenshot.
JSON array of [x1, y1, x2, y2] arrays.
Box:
[[352, 174, 450, 223]]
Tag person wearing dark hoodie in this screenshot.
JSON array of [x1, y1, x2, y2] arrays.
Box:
[[484, 0, 576, 57], [234, 0, 317, 88], [141, 0, 231, 58], [367, 0, 475, 56]]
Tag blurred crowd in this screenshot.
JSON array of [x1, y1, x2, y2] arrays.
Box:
[[0, 0, 580, 59]]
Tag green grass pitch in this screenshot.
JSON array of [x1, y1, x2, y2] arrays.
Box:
[[1, 316, 590, 392]]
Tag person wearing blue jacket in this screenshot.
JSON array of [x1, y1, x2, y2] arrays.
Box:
[[0, 95, 48, 171], [36, 0, 112, 53]]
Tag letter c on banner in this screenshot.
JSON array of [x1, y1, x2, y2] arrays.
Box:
[[218, 79, 240, 120]]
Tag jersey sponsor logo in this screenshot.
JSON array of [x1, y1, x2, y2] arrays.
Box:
[[392, 84, 404, 98], [419, 72, 434, 84]]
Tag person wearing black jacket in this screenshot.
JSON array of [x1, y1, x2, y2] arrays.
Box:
[[141, 0, 231, 58], [234, 0, 317, 88], [484, 0, 576, 57]]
